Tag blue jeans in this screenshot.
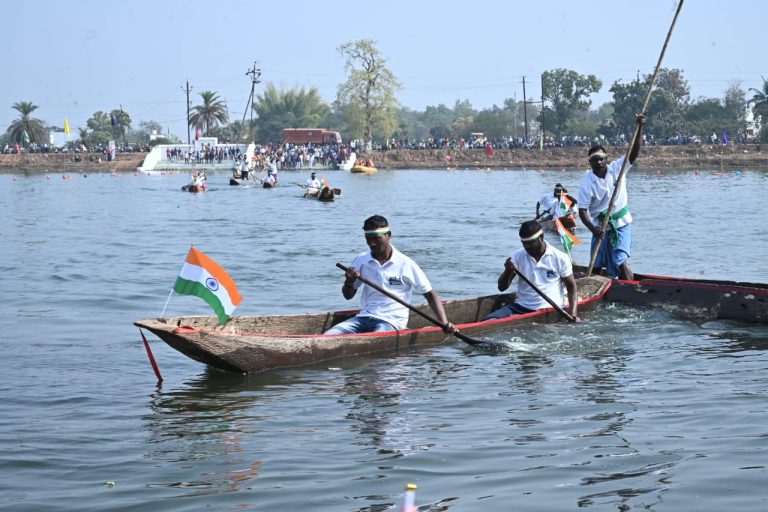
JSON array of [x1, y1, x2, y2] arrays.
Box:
[[324, 315, 397, 335]]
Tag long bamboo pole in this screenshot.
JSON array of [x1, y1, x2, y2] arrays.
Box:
[[586, 0, 685, 276]]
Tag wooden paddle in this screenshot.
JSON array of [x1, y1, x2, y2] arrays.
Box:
[[586, 0, 685, 276], [510, 265, 576, 323], [335, 263, 484, 346]]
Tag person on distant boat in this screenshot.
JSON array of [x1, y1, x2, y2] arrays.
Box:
[[324, 215, 456, 335], [241, 159, 250, 181], [263, 167, 278, 185], [365, 158, 374, 168], [305, 172, 322, 196], [536, 183, 577, 221], [484, 220, 580, 322], [578, 113, 645, 280]]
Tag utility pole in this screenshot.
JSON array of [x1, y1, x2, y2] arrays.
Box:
[[522, 76, 529, 144], [242, 62, 262, 142], [119, 104, 127, 147], [182, 80, 192, 145], [540, 74, 545, 150]]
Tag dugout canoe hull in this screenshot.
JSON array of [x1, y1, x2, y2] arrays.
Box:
[[135, 276, 611, 374], [573, 265, 768, 324]]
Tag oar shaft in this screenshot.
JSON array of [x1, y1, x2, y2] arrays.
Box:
[[335, 263, 482, 346]]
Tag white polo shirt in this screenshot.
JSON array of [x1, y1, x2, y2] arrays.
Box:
[[578, 155, 633, 228], [349, 246, 432, 330], [510, 241, 573, 310]]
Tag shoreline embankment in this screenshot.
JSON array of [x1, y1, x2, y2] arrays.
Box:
[[0, 144, 765, 173]]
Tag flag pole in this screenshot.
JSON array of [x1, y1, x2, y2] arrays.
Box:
[[161, 244, 195, 318]]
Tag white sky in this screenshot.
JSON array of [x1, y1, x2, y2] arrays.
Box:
[[2, 0, 764, 134]]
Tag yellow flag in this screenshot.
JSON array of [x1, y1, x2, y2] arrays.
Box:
[[64, 118, 71, 137]]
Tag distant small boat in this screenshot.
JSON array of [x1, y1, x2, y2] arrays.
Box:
[[181, 183, 207, 193], [351, 164, 377, 174]]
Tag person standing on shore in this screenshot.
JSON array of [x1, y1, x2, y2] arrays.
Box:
[[324, 215, 456, 335], [578, 113, 645, 280]]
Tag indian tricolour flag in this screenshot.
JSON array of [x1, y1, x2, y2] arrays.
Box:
[[553, 217, 581, 260], [173, 247, 243, 324]]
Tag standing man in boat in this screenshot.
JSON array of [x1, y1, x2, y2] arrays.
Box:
[[578, 113, 645, 280], [325, 215, 456, 335], [484, 220, 580, 322]]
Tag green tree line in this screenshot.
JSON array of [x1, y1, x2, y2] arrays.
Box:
[[4, 40, 768, 148]]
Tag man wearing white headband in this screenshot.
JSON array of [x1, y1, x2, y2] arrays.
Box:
[[484, 220, 579, 321], [325, 214, 456, 335], [578, 113, 645, 279]]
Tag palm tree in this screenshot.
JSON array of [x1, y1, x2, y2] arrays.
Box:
[[748, 77, 768, 119], [78, 127, 91, 147], [189, 91, 229, 137], [6, 101, 48, 144]]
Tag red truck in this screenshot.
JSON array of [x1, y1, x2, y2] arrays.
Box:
[[282, 128, 342, 145]]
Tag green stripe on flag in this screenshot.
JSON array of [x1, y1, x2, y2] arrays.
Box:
[[174, 277, 230, 324]]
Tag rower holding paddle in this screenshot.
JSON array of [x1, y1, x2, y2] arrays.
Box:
[[484, 220, 580, 322], [324, 215, 456, 335], [578, 113, 645, 280]]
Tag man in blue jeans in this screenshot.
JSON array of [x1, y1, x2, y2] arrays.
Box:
[[324, 215, 455, 335]]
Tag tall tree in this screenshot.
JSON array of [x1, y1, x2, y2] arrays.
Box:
[[749, 77, 768, 142], [110, 108, 132, 145], [189, 91, 229, 137], [539, 69, 602, 137], [337, 39, 402, 146], [6, 101, 48, 144], [253, 83, 330, 143], [723, 81, 748, 140], [86, 111, 113, 146]]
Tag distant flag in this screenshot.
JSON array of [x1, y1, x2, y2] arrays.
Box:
[[722, 129, 729, 146], [173, 247, 243, 324], [539, 134, 544, 150], [111, 114, 117, 127], [168, 121, 172, 136], [195, 127, 201, 140], [22, 129, 30, 145], [64, 118, 71, 137], [554, 217, 581, 260], [558, 192, 574, 217]]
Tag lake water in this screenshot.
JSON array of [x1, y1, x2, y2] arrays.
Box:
[[1, 164, 767, 511]]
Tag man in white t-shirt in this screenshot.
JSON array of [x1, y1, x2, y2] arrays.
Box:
[[484, 220, 580, 321], [324, 215, 456, 334], [578, 113, 645, 279]]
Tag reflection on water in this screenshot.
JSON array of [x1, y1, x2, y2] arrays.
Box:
[[3, 169, 768, 511]]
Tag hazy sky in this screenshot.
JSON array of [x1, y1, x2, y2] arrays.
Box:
[[2, 0, 764, 136]]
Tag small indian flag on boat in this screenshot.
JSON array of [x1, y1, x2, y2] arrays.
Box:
[[173, 247, 243, 324], [554, 217, 580, 260]]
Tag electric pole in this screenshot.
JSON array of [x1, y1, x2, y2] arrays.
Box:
[[119, 104, 127, 147], [540, 74, 545, 150], [242, 62, 262, 142], [182, 80, 192, 145], [522, 76, 529, 144]]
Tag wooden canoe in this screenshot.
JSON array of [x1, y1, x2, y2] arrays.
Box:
[[304, 187, 336, 202], [350, 165, 377, 174], [181, 183, 206, 192], [134, 275, 611, 373], [573, 265, 768, 324]]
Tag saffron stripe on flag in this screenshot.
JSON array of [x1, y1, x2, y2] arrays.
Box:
[[185, 247, 243, 305]]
